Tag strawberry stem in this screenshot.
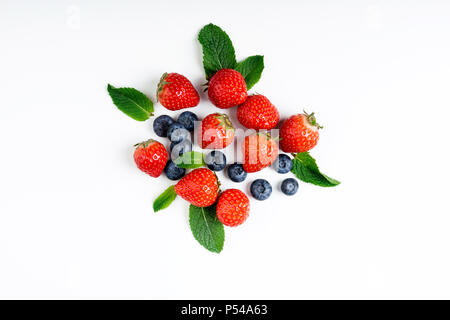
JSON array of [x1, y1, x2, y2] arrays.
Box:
[[303, 110, 323, 129]]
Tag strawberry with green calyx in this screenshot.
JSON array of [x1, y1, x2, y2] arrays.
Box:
[[242, 133, 278, 173], [157, 73, 200, 111], [237, 94, 279, 129], [133, 139, 168, 178], [153, 168, 219, 212], [279, 111, 321, 153], [199, 113, 235, 149]]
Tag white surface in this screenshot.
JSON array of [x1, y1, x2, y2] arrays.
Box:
[[1, 0, 450, 299]]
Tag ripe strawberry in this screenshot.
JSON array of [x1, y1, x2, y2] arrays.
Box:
[[199, 113, 235, 149], [237, 94, 279, 129], [242, 133, 278, 173], [208, 69, 247, 109], [279, 111, 321, 153], [216, 189, 250, 227], [157, 73, 200, 110], [134, 139, 168, 177], [174, 168, 219, 207]]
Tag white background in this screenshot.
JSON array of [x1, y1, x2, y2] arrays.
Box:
[[1, 0, 450, 299]]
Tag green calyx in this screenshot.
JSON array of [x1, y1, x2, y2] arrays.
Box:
[[216, 113, 235, 132], [156, 72, 171, 101], [252, 131, 274, 141], [134, 138, 155, 148], [303, 110, 323, 129]]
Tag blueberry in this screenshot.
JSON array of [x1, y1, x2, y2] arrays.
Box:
[[170, 140, 192, 159], [273, 154, 293, 174], [177, 111, 198, 132], [281, 178, 299, 195], [227, 163, 247, 182], [153, 115, 175, 137], [250, 179, 272, 200], [167, 122, 190, 143], [204, 151, 226, 171], [164, 160, 186, 180]]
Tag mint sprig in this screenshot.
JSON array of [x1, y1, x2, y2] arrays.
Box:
[[198, 24, 264, 89], [153, 185, 177, 212], [174, 151, 205, 169], [189, 204, 224, 253], [235, 55, 264, 90], [291, 152, 340, 187], [107, 84, 154, 121], [198, 24, 237, 79]]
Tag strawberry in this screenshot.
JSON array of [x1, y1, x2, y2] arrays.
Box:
[[208, 69, 247, 109], [133, 139, 168, 177], [157, 72, 200, 110], [242, 133, 278, 173], [216, 189, 250, 227], [279, 111, 321, 153], [174, 168, 219, 207], [199, 113, 235, 149], [237, 94, 279, 129]]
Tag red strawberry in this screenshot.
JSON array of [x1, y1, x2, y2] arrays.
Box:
[[216, 189, 250, 227], [174, 168, 219, 207], [133, 139, 168, 177], [208, 69, 247, 109], [242, 133, 278, 173], [157, 72, 200, 110], [199, 113, 235, 149], [279, 111, 321, 153], [237, 94, 279, 129]]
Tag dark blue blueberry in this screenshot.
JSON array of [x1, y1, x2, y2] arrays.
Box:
[[204, 151, 227, 171], [281, 178, 298, 195], [153, 115, 175, 137], [164, 160, 186, 180], [167, 122, 190, 143], [227, 163, 247, 182], [274, 154, 293, 174], [250, 179, 272, 200], [177, 111, 198, 132], [170, 140, 192, 159]]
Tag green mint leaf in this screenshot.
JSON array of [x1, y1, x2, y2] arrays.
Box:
[[107, 84, 154, 121], [174, 151, 205, 169], [189, 204, 224, 253], [153, 185, 177, 212], [198, 24, 237, 79], [291, 152, 341, 187], [235, 55, 264, 90]]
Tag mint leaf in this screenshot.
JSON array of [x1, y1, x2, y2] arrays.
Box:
[[107, 84, 154, 121], [174, 151, 205, 169], [153, 185, 177, 212], [189, 204, 224, 253], [198, 24, 237, 79], [291, 152, 340, 187], [235, 55, 264, 90]]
